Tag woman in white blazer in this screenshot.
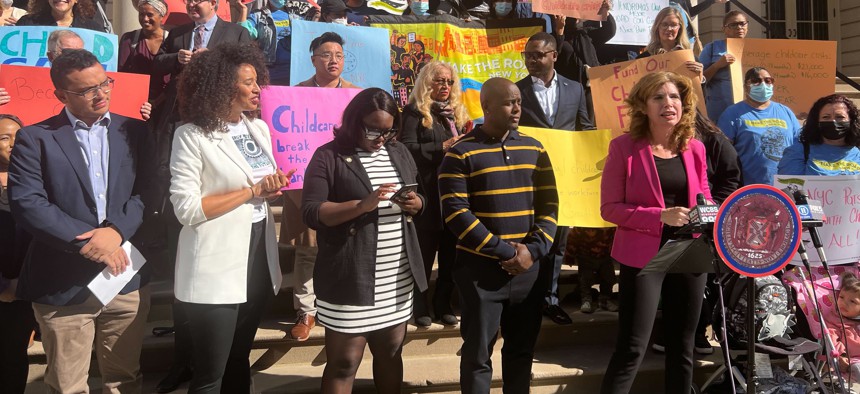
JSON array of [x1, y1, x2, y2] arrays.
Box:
[[169, 44, 292, 394]]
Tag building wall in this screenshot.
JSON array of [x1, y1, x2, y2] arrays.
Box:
[[843, 0, 860, 76]]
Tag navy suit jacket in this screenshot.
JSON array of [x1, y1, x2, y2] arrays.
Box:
[[8, 111, 150, 306], [516, 73, 595, 131]]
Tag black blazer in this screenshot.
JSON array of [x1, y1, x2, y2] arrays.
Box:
[[301, 139, 429, 306], [516, 73, 595, 131], [8, 112, 150, 306], [399, 103, 464, 230]]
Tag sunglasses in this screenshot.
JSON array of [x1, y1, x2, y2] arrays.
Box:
[[748, 76, 775, 85], [433, 78, 455, 86], [364, 126, 398, 140], [520, 50, 556, 61]]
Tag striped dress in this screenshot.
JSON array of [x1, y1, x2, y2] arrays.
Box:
[[316, 146, 415, 333]]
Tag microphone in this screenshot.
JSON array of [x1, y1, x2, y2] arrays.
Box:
[[689, 193, 719, 228], [794, 190, 829, 266]]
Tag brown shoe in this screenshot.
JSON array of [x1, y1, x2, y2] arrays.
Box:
[[290, 314, 316, 341]]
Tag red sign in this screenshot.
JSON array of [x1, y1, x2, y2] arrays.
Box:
[[163, 0, 232, 26], [0, 65, 150, 126]]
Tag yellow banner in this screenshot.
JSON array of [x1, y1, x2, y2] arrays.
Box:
[[587, 50, 706, 137], [369, 15, 544, 120], [519, 127, 615, 228], [727, 38, 836, 119]]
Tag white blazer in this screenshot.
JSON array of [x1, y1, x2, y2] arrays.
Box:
[[169, 115, 282, 304]]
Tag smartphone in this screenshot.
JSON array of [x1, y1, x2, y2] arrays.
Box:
[[390, 183, 418, 202]]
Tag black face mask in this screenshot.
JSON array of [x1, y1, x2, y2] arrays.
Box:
[[820, 121, 851, 141]]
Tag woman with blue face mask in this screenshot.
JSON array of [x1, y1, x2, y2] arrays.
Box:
[[489, 0, 512, 18], [403, 0, 430, 16], [717, 66, 801, 186]]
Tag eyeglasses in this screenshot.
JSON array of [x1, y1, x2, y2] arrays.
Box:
[[313, 52, 345, 62], [364, 126, 397, 141], [184, 0, 209, 4], [659, 23, 682, 31], [433, 78, 455, 86], [748, 76, 775, 86], [725, 21, 749, 29], [520, 50, 556, 61], [61, 78, 114, 100]]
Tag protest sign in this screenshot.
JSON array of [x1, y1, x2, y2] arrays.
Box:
[[587, 49, 705, 136], [289, 20, 392, 92], [369, 15, 544, 121], [773, 175, 860, 265], [163, 0, 231, 26], [0, 65, 149, 126], [368, 0, 407, 14], [519, 127, 614, 227], [727, 38, 836, 119], [0, 26, 118, 71], [606, 0, 668, 46], [532, 0, 607, 21], [260, 86, 361, 189]]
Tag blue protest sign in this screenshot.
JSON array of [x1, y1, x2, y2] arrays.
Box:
[[289, 20, 392, 92], [0, 26, 118, 71]]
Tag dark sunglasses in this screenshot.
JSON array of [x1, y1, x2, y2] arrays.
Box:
[[364, 127, 398, 140], [433, 78, 455, 86], [520, 50, 556, 61], [747, 76, 775, 85]]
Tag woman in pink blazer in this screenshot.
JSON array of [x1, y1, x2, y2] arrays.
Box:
[[600, 71, 712, 394]]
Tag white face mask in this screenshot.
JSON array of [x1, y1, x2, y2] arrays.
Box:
[[0, 0, 13, 9], [332, 17, 348, 25]]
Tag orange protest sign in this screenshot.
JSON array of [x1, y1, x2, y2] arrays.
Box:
[[531, 0, 608, 21], [587, 49, 706, 136], [727, 38, 836, 119], [163, 0, 232, 26], [0, 65, 150, 126]]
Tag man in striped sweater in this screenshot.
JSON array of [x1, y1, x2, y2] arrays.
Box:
[[438, 78, 559, 393]]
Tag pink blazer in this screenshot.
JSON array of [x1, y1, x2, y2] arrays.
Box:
[[600, 133, 712, 268]]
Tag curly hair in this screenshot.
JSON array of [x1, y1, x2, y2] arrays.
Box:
[[646, 6, 700, 57], [177, 44, 269, 135], [407, 61, 469, 130], [625, 71, 698, 152], [335, 88, 400, 149], [798, 94, 860, 147], [28, 0, 96, 20]]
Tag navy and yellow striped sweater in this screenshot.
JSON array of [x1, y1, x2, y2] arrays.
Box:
[[438, 126, 558, 262]]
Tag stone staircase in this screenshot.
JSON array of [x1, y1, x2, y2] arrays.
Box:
[[23, 209, 728, 393]]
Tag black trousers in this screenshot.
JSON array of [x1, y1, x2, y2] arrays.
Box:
[[453, 256, 545, 394], [414, 223, 457, 317], [183, 220, 273, 394], [601, 263, 706, 394], [538, 226, 570, 306], [0, 300, 35, 394]]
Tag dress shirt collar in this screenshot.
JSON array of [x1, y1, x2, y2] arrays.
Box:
[[195, 15, 218, 31], [65, 108, 111, 129], [530, 70, 557, 89]]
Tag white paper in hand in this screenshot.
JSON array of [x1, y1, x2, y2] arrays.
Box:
[[87, 242, 147, 305]]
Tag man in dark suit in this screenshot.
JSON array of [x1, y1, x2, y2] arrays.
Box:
[[8, 49, 151, 393], [148, 1, 251, 391], [516, 32, 595, 325]]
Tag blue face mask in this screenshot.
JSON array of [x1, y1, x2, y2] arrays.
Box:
[[410, 1, 429, 15], [269, 0, 285, 9], [494, 2, 512, 16], [748, 83, 774, 103]]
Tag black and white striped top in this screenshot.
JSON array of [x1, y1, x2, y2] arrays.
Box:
[[316, 146, 415, 333]]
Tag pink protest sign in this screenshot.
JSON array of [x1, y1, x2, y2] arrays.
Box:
[[260, 86, 361, 189]]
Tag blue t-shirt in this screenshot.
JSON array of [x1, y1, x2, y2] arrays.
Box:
[[778, 142, 860, 176], [718, 101, 801, 186], [700, 39, 734, 122]]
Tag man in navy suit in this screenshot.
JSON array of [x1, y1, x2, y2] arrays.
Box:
[[516, 32, 595, 325], [8, 49, 151, 393]]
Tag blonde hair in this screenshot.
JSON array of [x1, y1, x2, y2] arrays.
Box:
[[407, 61, 469, 130], [646, 7, 702, 58], [625, 71, 698, 152]]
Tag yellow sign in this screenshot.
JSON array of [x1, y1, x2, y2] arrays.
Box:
[[587, 50, 705, 137], [519, 127, 615, 228], [727, 38, 837, 119]]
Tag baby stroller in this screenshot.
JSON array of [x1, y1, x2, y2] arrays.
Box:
[[783, 264, 860, 393], [699, 271, 823, 394]]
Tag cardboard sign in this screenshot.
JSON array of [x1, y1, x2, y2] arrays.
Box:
[[519, 127, 614, 227], [260, 85, 361, 189], [727, 38, 837, 119], [606, 0, 669, 46], [0, 26, 119, 71], [163, 0, 232, 26], [0, 65, 149, 126], [587, 49, 705, 136], [532, 0, 608, 21], [774, 175, 860, 265], [289, 20, 392, 93]]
